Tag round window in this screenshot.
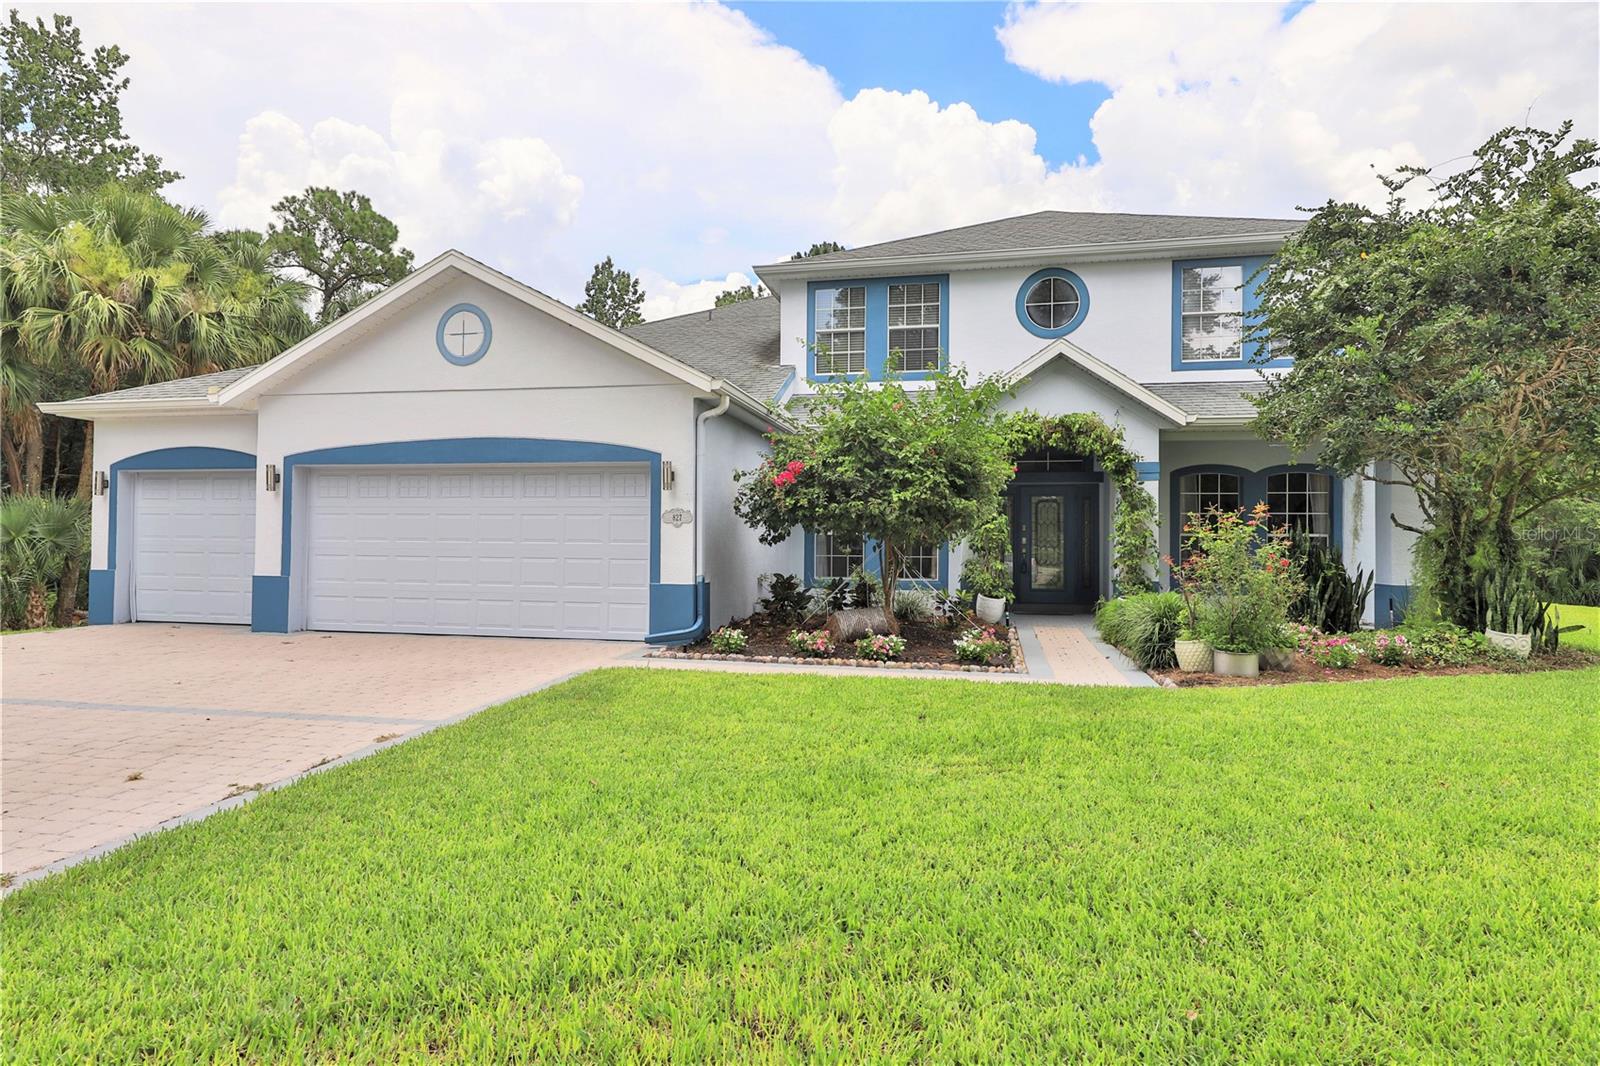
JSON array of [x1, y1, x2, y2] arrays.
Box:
[[1016, 269, 1089, 337]]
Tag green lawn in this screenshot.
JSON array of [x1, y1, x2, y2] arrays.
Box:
[[4, 668, 1597, 1062], [1554, 603, 1600, 652]]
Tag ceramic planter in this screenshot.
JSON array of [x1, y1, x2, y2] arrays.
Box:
[[1213, 649, 1260, 678], [1484, 629, 1532, 659], [1174, 638, 1213, 673], [1260, 646, 1295, 671], [975, 594, 1007, 624]]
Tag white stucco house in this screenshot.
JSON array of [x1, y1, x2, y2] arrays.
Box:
[[41, 210, 1419, 643]]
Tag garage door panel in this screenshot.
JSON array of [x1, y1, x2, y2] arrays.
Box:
[[305, 464, 650, 640], [132, 471, 255, 624]]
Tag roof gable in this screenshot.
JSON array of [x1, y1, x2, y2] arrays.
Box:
[[1007, 338, 1191, 426]]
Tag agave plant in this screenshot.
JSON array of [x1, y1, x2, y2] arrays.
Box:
[[0, 494, 88, 630]]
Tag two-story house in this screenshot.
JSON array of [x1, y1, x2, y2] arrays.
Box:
[[43, 210, 1419, 644]]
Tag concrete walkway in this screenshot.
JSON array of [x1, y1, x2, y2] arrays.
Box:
[[0, 624, 636, 884]]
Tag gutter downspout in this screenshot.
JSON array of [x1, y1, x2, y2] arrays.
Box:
[[652, 387, 731, 644]]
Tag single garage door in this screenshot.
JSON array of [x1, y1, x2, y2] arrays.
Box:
[[131, 471, 256, 624], [304, 464, 651, 639]]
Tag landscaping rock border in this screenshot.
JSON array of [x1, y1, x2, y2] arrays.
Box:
[[648, 625, 1028, 674]]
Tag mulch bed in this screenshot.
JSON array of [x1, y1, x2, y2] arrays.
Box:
[[1153, 647, 1599, 687], [650, 615, 1023, 673]]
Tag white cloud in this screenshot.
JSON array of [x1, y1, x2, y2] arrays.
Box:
[[996, 1, 1599, 215], [639, 271, 758, 322]]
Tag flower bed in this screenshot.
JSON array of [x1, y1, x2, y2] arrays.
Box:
[[650, 615, 1025, 673], [1153, 644, 1597, 686]]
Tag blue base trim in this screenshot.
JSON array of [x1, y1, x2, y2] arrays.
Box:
[[87, 569, 114, 624], [648, 579, 708, 644], [251, 576, 291, 633], [1375, 583, 1413, 629], [1133, 461, 1160, 482]]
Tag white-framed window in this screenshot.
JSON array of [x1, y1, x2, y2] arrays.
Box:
[[814, 285, 866, 375], [887, 282, 941, 372], [1179, 264, 1244, 362], [1024, 275, 1081, 331], [814, 532, 864, 580], [1268, 471, 1333, 546], [901, 543, 939, 581]]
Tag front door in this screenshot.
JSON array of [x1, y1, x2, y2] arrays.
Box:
[[1013, 484, 1100, 609]]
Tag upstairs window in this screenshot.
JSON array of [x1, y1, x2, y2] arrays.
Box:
[[814, 532, 864, 580], [887, 282, 941, 372], [814, 285, 866, 375], [1179, 264, 1244, 362], [1015, 268, 1089, 338], [1268, 471, 1333, 546]]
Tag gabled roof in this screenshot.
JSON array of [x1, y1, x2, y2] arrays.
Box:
[[1007, 339, 1192, 427], [41, 250, 787, 425], [625, 296, 789, 402], [756, 209, 1301, 281], [1142, 380, 1267, 424]]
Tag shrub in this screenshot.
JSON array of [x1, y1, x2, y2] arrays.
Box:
[[1186, 504, 1303, 654], [1290, 623, 1324, 652], [759, 573, 811, 626], [953, 626, 1008, 664], [892, 588, 934, 623], [1, 494, 89, 631], [847, 565, 881, 609], [1395, 619, 1492, 666], [785, 629, 836, 657], [1095, 591, 1183, 670], [708, 627, 748, 654], [959, 513, 1013, 602], [854, 633, 906, 661], [1308, 636, 1360, 669], [1289, 538, 1374, 634], [1363, 631, 1415, 666]]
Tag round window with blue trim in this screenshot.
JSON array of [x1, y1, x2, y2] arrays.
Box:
[[1016, 268, 1089, 337], [436, 303, 492, 365]]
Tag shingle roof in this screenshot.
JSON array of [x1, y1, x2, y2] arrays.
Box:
[[75, 367, 256, 403], [1142, 379, 1267, 421], [625, 296, 788, 402], [779, 210, 1301, 266]]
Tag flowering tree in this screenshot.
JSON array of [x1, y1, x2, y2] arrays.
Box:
[[733, 367, 1012, 629], [1182, 503, 1303, 654]]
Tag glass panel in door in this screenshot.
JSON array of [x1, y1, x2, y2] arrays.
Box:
[[1031, 494, 1065, 590]]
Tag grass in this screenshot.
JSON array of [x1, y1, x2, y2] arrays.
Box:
[[4, 668, 1597, 1062], [1553, 602, 1600, 652]]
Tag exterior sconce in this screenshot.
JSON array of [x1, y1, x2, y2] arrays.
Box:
[[660, 460, 676, 491], [93, 470, 108, 496], [264, 463, 281, 492]]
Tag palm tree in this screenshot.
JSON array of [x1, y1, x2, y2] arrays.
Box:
[[0, 494, 88, 630], [2, 183, 312, 491]]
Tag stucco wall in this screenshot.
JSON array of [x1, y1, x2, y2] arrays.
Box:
[[700, 412, 803, 626], [1002, 360, 1167, 461]]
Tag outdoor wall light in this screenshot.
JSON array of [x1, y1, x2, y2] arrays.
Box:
[[661, 460, 676, 491], [92, 470, 108, 496], [264, 463, 280, 492]]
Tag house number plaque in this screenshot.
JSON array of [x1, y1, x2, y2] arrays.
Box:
[[662, 508, 693, 528]]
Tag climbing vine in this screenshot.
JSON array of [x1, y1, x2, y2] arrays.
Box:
[[1002, 411, 1159, 592]]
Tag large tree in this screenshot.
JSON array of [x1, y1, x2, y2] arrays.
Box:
[[1250, 123, 1600, 628], [791, 240, 845, 260], [263, 187, 415, 325], [714, 283, 767, 307], [576, 256, 645, 328], [733, 368, 1013, 629], [0, 11, 177, 193]]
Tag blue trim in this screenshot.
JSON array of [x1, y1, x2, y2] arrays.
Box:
[[97, 447, 257, 625], [436, 303, 492, 366], [1167, 462, 1343, 562], [647, 579, 709, 644], [1133, 461, 1160, 483], [1375, 583, 1413, 628], [806, 275, 949, 383], [87, 569, 114, 624], [1170, 256, 1290, 371], [251, 575, 290, 633], [1015, 267, 1090, 339], [274, 437, 666, 637]]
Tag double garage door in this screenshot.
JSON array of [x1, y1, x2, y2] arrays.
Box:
[[128, 463, 650, 639], [303, 464, 650, 640]]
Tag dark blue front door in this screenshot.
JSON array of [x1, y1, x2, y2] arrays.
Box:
[[1013, 483, 1099, 608]]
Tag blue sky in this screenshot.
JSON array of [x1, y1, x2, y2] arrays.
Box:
[[26, 2, 1600, 318]]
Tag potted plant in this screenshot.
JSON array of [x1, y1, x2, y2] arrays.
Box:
[[1187, 504, 1303, 679], [961, 514, 1012, 624], [1260, 626, 1297, 671], [1165, 551, 1212, 672], [1480, 570, 1541, 659]]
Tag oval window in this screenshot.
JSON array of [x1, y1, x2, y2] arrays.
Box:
[[1015, 269, 1089, 337]]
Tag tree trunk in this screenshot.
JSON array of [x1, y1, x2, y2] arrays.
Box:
[[2, 431, 22, 493], [20, 415, 43, 495], [55, 555, 82, 627], [826, 607, 892, 643], [24, 584, 50, 630], [76, 422, 95, 499], [879, 541, 900, 634], [46, 419, 63, 496]]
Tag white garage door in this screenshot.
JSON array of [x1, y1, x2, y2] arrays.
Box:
[[131, 471, 256, 624], [304, 464, 651, 639]]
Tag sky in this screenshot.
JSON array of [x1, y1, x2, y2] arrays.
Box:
[[24, 1, 1599, 320]]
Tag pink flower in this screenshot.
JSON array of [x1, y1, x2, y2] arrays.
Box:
[[786, 460, 805, 475]]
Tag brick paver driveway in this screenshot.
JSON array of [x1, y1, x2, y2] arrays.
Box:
[[1, 624, 638, 880]]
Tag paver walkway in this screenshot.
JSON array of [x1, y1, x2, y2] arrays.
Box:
[[1, 624, 636, 881]]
